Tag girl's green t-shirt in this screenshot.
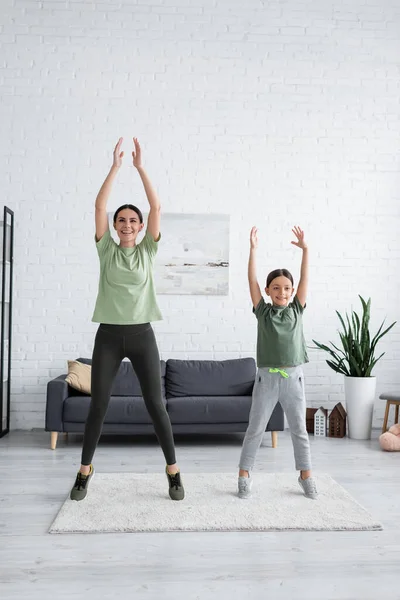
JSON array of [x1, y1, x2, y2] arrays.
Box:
[[253, 295, 309, 367]]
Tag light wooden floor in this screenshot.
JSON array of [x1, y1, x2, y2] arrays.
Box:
[[1, 429, 399, 600]]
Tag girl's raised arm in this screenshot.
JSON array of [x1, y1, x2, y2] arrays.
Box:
[[291, 226, 308, 307], [248, 226, 262, 309]]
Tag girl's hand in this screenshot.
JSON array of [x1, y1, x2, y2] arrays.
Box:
[[291, 225, 307, 250], [112, 138, 124, 168], [250, 226, 258, 250], [132, 137, 142, 169]]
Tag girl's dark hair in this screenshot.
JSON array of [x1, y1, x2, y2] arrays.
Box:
[[113, 204, 143, 224], [266, 268, 294, 288]]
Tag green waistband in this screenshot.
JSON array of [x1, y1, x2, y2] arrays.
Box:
[[268, 368, 289, 378]]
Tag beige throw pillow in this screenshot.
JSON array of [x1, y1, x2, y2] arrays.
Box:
[[65, 360, 91, 394]]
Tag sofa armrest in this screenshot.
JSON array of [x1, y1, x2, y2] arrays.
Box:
[[45, 375, 70, 432]]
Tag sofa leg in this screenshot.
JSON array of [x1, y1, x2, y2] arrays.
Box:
[[271, 431, 278, 448], [50, 432, 58, 450]]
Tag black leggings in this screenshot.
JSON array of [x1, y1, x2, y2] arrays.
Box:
[[81, 323, 177, 466]]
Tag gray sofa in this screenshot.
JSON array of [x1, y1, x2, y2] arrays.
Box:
[[46, 357, 284, 449]]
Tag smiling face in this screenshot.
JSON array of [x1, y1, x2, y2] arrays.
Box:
[[266, 276, 295, 307], [113, 208, 144, 247]]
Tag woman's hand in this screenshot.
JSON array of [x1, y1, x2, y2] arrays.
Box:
[[112, 137, 124, 169], [132, 137, 142, 169], [291, 226, 307, 250], [250, 226, 258, 250]]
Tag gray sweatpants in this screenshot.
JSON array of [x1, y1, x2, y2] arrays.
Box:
[[239, 366, 312, 472]]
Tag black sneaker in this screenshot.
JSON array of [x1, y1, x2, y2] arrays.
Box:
[[70, 465, 94, 501], [165, 467, 185, 501]]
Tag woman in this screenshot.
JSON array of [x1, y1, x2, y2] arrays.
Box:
[[70, 138, 184, 502]]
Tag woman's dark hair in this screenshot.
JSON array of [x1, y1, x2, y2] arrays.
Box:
[[113, 204, 143, 224], [266, 268, 294, 288]]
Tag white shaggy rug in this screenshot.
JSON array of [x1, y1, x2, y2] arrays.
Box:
[[49, 472, 382, 534]]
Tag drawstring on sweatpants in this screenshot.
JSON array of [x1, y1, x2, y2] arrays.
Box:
[[268, 368, 289, 378]]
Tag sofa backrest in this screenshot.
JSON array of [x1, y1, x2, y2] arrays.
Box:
[[165, 358, 256, 398], [76, 358, 167, 397]]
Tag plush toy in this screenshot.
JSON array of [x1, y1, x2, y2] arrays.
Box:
[[379, 424, 400, 451]]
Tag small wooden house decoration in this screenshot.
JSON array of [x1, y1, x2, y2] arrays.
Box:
[[314, 407, 328, 437], [306, 408, 318, 434], [329, 402, 347, 438]]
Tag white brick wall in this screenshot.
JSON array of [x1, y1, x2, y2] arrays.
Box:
[[1, 0, 399, 430]]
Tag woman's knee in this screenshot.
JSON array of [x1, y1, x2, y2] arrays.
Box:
[[146, 398, 169, 420]]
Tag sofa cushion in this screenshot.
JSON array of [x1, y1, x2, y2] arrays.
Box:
[[167, 396, 283, 428], [76, 358, 166, 397], [167, 396, 252, 424], [166, 358, 256, 398], [63, 395, 166, 424]]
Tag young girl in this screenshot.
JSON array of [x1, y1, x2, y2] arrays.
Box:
[[238, 225, 317, 500], [70, 138, 184, 502]]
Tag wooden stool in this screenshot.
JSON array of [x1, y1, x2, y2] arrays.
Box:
[[380, 393, 400, 433]]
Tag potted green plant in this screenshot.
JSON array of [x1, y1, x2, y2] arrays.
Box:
[[312, 296, 396, 440]]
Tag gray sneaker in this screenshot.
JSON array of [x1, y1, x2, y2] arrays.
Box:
[[238, 475, 253, 499], [166, 468, 185, 501], [70, 465, 94, 501], [298, 475, 318, 499]]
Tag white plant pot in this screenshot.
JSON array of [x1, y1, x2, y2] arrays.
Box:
[[344, 376, 377, 440]]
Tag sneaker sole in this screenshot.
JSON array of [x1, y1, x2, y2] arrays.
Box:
[[169, 491, 185, 501]]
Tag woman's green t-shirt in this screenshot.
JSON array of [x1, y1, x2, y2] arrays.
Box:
[[91, 229, 162, 325]]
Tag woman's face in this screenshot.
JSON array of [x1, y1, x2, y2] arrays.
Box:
[[113, 208, 144, 245]]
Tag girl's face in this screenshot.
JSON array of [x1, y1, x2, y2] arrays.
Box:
[[266, 276, 294, 307], [113, 208, 144, 246]]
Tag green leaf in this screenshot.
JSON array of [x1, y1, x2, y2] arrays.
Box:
[[348, 354, 362, 376], [326, 359, 349, 376], [336, 310, 348, 336], [365, 352, 385, 377], [353, 311, 361, 339], [330, 343, 346, 356], [338, 333, 348, 354], [312, 341, 345, 365], [371, 321, 397, 353], [360, 296, 371, 352]]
